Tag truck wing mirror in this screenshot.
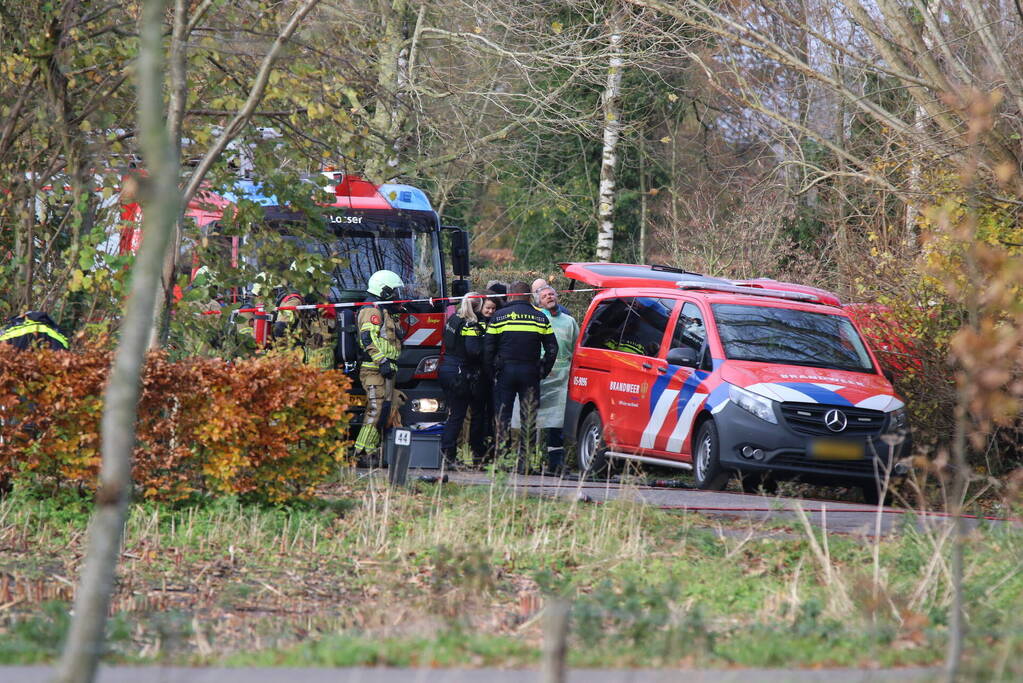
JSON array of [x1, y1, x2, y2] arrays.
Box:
[[443, 226, 470, 278], [665, 347, 699, 368]]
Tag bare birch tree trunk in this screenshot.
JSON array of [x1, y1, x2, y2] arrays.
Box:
[[638, 135, 647, 263], [595, 6, 624, 263], [148, 0, 192, 350], [53, 0, 181, 679], [904, 103, 923, 245], [903, 10, 927, 251]]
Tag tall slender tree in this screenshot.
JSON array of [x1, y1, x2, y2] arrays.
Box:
[[596, 5, 625, 262], [54, 0, 181, 678]]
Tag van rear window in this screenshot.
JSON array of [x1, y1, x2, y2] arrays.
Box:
[[712, 304, 875, 373]]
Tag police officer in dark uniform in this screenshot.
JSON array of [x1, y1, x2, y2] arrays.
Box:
[[438, 292, 486, 470], [0, 311, 69, 351], [484, 281, 558, 467]]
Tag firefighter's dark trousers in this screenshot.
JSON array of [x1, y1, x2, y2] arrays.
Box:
[[493, 361, 540, 459]]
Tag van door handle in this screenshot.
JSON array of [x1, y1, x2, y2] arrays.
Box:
[[579, 364, 610, 373], [642, 362, 653, 369], [656, 366, 667, 374]]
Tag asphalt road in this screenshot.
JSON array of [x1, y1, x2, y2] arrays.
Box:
[[435, 471, 1014, 537], [2, 665, 944, 682]]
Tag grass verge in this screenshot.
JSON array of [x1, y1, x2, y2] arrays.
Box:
[[0, 471, 1020, 676]]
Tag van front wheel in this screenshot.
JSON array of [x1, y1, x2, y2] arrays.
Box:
[[578, 411, 610, 478], [694, 420, 730, 490]]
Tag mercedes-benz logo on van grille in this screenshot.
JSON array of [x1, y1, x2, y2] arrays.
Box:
[[824, 409, 848, 432]]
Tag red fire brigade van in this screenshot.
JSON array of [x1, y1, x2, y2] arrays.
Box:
[[562, 263, 911, 503]]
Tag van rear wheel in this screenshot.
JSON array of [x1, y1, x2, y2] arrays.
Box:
[[694, 420, 730, 491], [578, 411, 610, 478]]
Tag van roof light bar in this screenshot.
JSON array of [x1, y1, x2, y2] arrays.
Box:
[[676, 280, 820, 302], [650, 263, 705, 276]]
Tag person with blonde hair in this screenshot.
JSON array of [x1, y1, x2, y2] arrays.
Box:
[[439, 292, 489, 469]]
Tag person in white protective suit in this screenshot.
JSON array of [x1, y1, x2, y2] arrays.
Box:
[[511, 285, 579, 474]]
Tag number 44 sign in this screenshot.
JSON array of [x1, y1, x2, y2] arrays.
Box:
[[394, 429, 411, 446]]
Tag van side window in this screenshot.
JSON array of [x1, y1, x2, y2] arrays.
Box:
[[670, 302, 708, 367], [618, 297, 676, 357], [580, 298, 632, 350]]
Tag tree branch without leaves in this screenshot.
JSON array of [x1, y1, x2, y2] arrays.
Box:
[[181, 0, 321, 207]]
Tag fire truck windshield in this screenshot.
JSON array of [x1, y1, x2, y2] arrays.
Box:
[[281, 227, 442, 301]]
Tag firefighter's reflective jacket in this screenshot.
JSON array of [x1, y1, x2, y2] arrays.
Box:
[[0, 312, 69, 351], [357, 304, 401, 370]]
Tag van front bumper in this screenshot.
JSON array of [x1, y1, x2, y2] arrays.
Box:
[[715, 401, 912, 486]]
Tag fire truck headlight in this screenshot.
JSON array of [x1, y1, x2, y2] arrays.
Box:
[[411, 398, 443, 414]]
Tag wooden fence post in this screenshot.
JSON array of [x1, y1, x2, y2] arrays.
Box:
[[541, 598, 570, 683]]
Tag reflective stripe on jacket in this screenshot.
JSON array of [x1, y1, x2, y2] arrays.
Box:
[[0, 322, 69, 350], [357, 304, 401, 370], [441, 315, 484, 364], [483, 300, 558, 376]]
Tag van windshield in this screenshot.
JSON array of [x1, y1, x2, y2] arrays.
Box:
[[712, 304, 875, 373]]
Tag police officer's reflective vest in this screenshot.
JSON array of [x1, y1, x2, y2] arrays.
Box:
[[0, 312, 69, 351], [483, 300, 558, 376], [604, 338, 645, 355]]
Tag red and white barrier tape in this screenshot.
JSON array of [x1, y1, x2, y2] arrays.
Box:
[[200, 287, 604, 315]]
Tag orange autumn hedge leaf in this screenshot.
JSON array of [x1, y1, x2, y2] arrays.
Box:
[[0, 348, 352, 502]]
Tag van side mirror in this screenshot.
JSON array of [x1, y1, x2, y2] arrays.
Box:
[[883, 368, 896, 383], [451, 278, 470, 298], [666, 347, 699, 368], [444, 227, 470, 278]]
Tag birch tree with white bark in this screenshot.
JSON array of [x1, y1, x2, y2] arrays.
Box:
[[596, 5, 625, 262]]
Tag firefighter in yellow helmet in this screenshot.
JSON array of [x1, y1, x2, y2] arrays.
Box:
[[353, 269, 405, 461]]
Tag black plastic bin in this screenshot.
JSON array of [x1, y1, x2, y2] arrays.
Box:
[[385, 428, 442, 470]]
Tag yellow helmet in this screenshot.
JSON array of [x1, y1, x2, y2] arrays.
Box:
[[251, 272, 268, 297]]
